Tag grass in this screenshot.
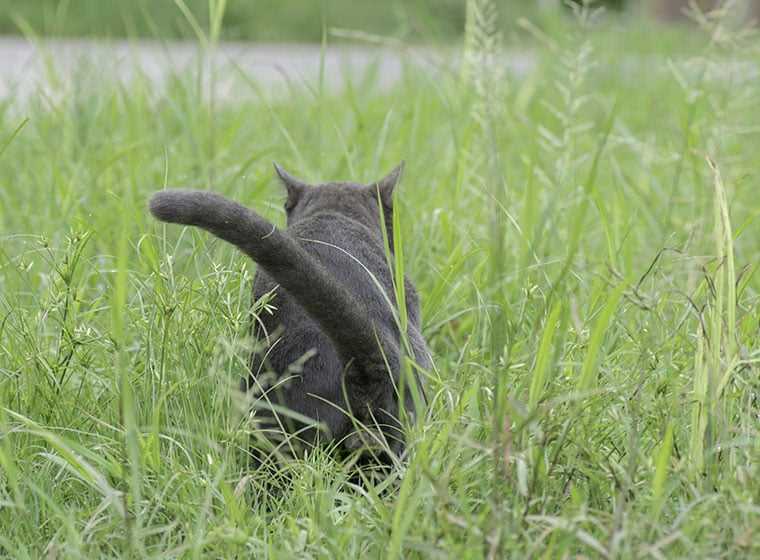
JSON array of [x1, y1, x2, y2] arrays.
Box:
[[1, 2, 759, 558], [0, 0, 469, 43], [0, 0, 711, 53]]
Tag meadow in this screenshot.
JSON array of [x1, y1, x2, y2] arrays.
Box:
[[0, 3, 759, 558], [0, 0, 468, 43]]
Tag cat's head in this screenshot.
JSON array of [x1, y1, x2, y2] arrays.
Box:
[[273, 163, 403, 240]]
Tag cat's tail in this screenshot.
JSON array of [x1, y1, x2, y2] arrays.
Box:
[[149, 189, 398, 379]]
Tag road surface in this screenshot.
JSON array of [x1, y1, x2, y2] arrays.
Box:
[[0, 38, 536, 101]]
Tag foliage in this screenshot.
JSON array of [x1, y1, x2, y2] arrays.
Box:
[[0, 1, 758, 558], [0, 0, 468, 42]]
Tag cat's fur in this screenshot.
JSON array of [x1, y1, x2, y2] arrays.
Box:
[[149, 163, 429, 468]]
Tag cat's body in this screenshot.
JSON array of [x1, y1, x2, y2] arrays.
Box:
[[149, 163, 429, 468]]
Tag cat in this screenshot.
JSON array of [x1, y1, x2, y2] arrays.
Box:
[[149, 163, 430, 473]]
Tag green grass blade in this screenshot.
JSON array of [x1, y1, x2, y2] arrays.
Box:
[[528, 302, 562, 410], [577, 282, 625, 392], [652, 422, 673, 518]]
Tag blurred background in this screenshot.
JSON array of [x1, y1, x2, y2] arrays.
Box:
[[0, 0, 758, 43]]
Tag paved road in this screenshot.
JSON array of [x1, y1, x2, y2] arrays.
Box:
[[0, 38, 535, 101]]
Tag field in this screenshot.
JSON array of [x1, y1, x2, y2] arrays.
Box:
[[1, 3, 759, 559], [0, 0, 468, 42]]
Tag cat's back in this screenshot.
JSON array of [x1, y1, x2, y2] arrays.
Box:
[[294, 212, 393, 290], [254, 211, 395, 317], [249, 210, 401, 396]]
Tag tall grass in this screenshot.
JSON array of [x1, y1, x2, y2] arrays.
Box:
[[0, 0, 470, 43], [0, 1, 758, 558], [689, 157, 741, 482]]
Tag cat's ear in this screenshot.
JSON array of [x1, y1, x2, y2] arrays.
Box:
[[370, 161, 404, 208], [273, 162, 307, 210]]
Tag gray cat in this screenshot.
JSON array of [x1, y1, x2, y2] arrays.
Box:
[[149, 163, 430, 472]]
